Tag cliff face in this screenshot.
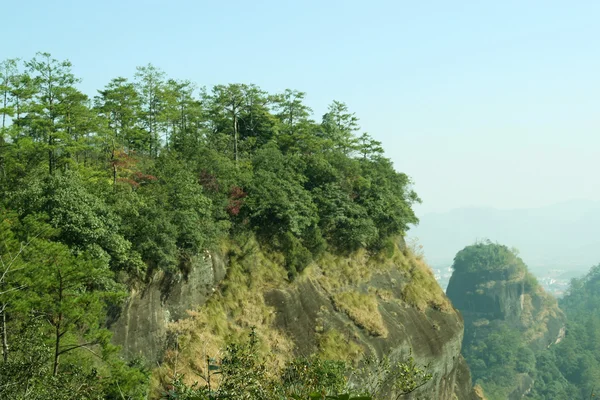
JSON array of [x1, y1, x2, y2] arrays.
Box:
[[446, 266, 565, 351], [111, 238, 478, 399], [110, 253, 227, 362], [446, 243, 565, 399], [266, 267, 471, 399]]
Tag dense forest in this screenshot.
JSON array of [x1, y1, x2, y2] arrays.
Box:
[[0, 53, 422, 398]]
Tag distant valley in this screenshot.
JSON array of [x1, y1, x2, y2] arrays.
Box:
[[411, 200, 600, 296]]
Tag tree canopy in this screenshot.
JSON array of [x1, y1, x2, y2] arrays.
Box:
[[0, 52, 420, 398]]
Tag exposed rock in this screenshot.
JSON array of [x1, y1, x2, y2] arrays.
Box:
[[112, 238, 478, 399], [266, 271, 475, 399], [110, 252, 226, 362], [446, 243, 566, 399]]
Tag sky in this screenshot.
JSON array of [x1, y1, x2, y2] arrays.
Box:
[[2, 1, 599, 215]]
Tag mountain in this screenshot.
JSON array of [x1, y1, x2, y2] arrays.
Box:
[[410, 200, 600, 269], [446, 242, 565, 400]]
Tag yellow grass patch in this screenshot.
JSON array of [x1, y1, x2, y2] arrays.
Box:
[[332, 290, 388, 337]]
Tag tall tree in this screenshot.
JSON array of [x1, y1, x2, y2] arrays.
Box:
[[95, 77, 143, 152], [0, 59, 19, 179], [321, 100, 359, 154], [21, 239, 121, 376], [273, 89, 312, 136], [163, 78, 205, 156], [208, 84, 246, 163], [357, 132, 384, 160], [237, 84, 278, 148], [134, 64, 166, 157], [25, 52, 79, 174], [0, 59, 18, 130], [95, 77, 145, 185]]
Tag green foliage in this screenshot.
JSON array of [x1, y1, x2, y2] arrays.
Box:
[[0, 218, 149, 399], [161, 329, 431, 400], [349, 353, 432, 400], [452, 240, 526, 276], [457, 249, 600, 399], [0, 52, 421, 398], [1, 52, 420, 277], [526, 264, 600, 399], [462, 322, 533, 399]]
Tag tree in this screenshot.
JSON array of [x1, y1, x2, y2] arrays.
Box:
[[20, 239, 120, 375], [357, 132, 384, 160], [0, 211, 26, 363], [321, 100, 359, 154], [273, 89, 312, 136], [245, 145, 320, 275], [95, 77, 144, 153], [163, 79, 206, 158], [135, 64, 166, 156], [238, 84, 278, 149], [207, 84, 246, 163], [23, 53, 81, 174], [0, 59, 19, 178]]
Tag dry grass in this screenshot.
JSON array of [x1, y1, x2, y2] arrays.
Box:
[[153, 237, 294, 391], [400, 252, 452, 312], [332, 290, 388, 337], [308, 237, 451, 315], [473, 384, 488, 400], [151, 235, 452, 394], [521, 290, 563, 344], [316, 328, 362, 363], [307, 248, 372, 292]]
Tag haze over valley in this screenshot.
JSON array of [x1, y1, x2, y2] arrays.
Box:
[[411, 199, 600, 294]]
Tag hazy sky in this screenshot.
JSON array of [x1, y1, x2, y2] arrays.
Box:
[[2, 1, 599, 215]]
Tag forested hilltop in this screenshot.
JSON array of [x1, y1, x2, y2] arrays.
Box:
[[447, 241, 600, 400], [0, 53, 422, 398]]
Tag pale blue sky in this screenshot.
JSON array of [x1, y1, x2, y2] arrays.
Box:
[[3, 1, 599, 214]]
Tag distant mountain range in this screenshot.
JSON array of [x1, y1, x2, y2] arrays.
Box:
[[409, 200, 600, 271]]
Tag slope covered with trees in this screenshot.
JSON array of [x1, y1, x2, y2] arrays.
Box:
[[526, 264, 600, 399], [0, 53, 421, 398]]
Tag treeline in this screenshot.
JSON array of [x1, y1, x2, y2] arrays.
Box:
[[0, 52, 419, 278], [0, 53, 419, 397]]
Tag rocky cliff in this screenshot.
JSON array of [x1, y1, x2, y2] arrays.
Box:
[[446, 242, 565, 399], [110, 252, 227, 362], [112, 237, 479, 399], [446, 252, 565, 351]]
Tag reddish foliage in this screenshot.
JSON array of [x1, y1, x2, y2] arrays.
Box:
[[132, 171, 158, 184], [111, 150, 138, 168], [117, 177, 140, 188], [198, 170, 220, 192], [226, 185, 247, 216]]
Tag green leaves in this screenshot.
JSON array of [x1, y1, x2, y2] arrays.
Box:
[[0, 52, 424, 398], [163, 329, 431, 400], [452, 241, 525, 276]]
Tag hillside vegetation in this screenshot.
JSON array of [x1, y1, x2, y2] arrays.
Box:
[[526, 264, 600, 399], [0, 53, 421, 398], [447, 242, 565, 400]]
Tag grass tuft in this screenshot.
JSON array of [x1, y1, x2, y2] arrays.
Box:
[[332, 290, 388, 337]]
